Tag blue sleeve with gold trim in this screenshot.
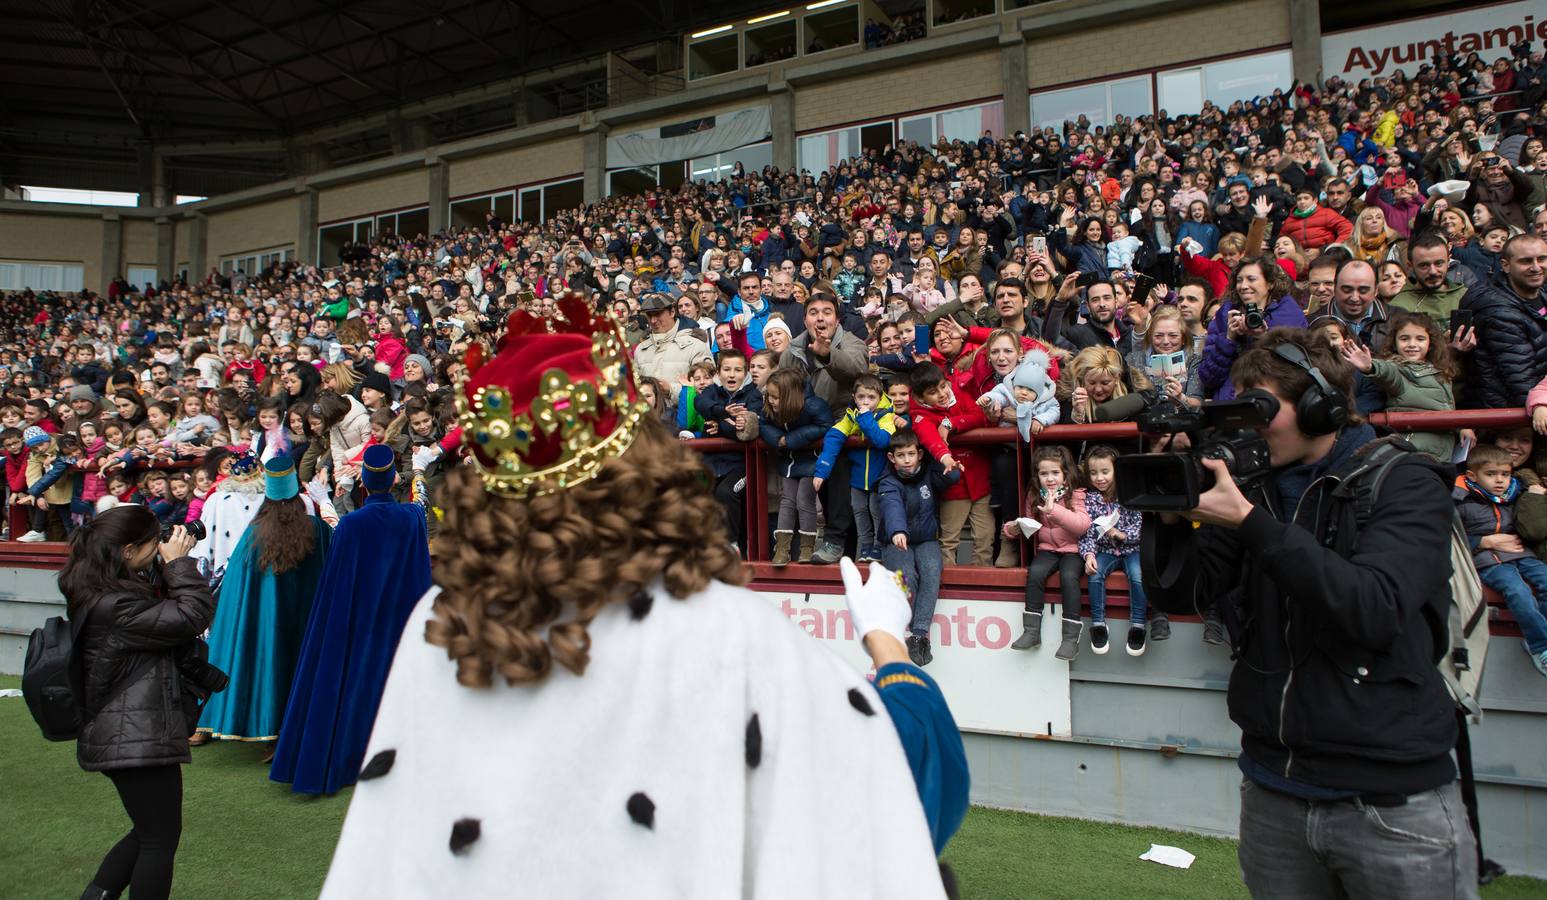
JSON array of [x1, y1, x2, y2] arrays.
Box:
[[874, 661, 970, 854]]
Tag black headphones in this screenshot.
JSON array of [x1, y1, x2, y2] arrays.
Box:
[[1271, 342, 1347, 436]]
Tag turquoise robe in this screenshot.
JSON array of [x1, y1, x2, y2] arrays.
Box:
[[199, 516, 332, 741]]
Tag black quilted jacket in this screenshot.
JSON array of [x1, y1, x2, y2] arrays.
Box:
[[74, 557, 216, 772], [1465, 275, 1547, 409]]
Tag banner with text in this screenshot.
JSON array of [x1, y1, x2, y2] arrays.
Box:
[[1323, 1, 1547, 79], [765, 591, 1073, 737]]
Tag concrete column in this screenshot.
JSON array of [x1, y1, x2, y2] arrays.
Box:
[[295, 187, 319, 265], [100, 214, 123, 293], [1000, 31, 1030, 139], [389, 113, 434, 154], [137, 147, 168, 208], [1289, 0, 1322, 88], [285, 141, 329, 178], [188, 214, 208, 280], [770, 85, 796, 172], [513, 82, 531, 127], [427, 159, 450, 236], [155, 217, 175, 285], [582, 125, 608, 204]]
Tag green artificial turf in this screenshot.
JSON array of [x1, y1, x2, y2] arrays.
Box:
[[2, 675, 1544, 899]]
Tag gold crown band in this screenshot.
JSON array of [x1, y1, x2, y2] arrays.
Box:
[[362, 458, 394, 472], [455, 311, 646, 499]]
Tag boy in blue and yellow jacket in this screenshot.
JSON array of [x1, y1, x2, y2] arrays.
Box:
[[813, 374, 898, 562]]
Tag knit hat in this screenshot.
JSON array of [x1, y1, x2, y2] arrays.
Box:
[[361, 371, 393, 398], [264, 457, 299, 502], [763, 317, 792, 340], [403, 354, 432, 377], [68, 385, 96, 402], [361, 443, 397, 494], [23, 426, 49, 448]]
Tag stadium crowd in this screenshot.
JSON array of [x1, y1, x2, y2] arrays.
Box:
[[5, 42, 1547, 669]]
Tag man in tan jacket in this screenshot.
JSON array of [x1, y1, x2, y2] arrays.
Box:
[[633, 293, 713, 386]]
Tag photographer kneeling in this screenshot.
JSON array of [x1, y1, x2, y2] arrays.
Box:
[[1142, 328, 1476, 899], [60, 506, 222, 900]]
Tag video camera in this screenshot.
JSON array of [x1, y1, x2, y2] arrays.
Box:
[[1113, 390, 1279, 513]]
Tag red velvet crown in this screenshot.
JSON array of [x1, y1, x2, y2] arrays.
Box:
[[457, 290, 649, 497]]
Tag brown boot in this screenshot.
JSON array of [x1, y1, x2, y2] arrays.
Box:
[[994, 541, 1019, 568], [797, 532, 818, 563], [771, 531, 793, 567]]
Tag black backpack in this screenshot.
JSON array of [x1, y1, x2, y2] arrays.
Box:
[[21, 600, 152, 742]]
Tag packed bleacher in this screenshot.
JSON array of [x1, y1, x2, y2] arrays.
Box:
[[4, 42, 1547, 668]]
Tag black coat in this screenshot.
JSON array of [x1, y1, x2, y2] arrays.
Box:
[[75, 557, 217, 772], [1148, 429, 1459, 795], [1464, 275, 1547, 408]]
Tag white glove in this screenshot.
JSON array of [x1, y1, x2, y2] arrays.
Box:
[[412, 445, 441, 473], [731, 313, 752, 329], [838, 557, 911, 641]]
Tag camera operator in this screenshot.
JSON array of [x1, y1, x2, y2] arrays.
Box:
[[59, 506, 220, 900], [1146, 328, 1475, 899]]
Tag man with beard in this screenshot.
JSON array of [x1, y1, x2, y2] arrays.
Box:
[[1391, 230, 1477, 323], [1054, 278, 1135, 355]]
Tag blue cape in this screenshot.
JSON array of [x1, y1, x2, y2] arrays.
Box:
[[270, 494, 431, 794]]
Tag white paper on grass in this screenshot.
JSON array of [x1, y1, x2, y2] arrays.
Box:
[[1095, 511, 1121, 536], [1139, 844, 1196, 869], [0, 689, 21, 699], [1015, 517, 1042, 538]]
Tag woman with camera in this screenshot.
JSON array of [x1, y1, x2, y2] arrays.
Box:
[[60, 505, 220, 900]]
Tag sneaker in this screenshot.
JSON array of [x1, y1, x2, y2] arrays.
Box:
[[1126, 625, 1147, 657], [1202, 618, 1226, 646], [1090, 623, 1110, 655], [1149, 615, 1171, 642], [1527, 641, 1547, 679], [16, 530, 46, 543], [906, 634, 927, 667], [915, 634, 933, 667], [857, 546, 878, 563], [810, 540, 844, 565]]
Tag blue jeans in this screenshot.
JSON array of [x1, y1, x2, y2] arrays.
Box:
[[1088, 551, 1146, 626], [882, 540, 944, 637], [850, 487, 880, 552], [1238, 778, 1477, 900], [1480, 556, 1547, 654]]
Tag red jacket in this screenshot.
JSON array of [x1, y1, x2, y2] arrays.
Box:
[[373, 332, 409, 379], [908, 391, 991, 502], [224, 357, 268, 385], [1279, 206, 1353, 250], [959, 331, 1060, 398], [4, 447, 29, 492]]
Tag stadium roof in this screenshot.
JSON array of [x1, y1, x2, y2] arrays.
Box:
[[1, 0, 787, 195]]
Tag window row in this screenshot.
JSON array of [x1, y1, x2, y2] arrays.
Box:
[[448, 179, 584, 234], [796, 100, 1004, 173], [0, 261, 86, 292], [606, 142, 777, 195], [220, 247, 295, 277], [1029, 49, 1294, 130]]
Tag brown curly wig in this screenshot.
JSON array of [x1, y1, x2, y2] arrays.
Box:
[[250, 495, 317, 574], [426, 414, 748, 688]]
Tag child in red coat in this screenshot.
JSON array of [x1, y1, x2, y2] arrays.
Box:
[[907, 362, 994, 567]]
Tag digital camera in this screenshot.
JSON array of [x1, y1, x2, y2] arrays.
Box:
[[1113, 391, 1279, 513], [161, 519, 207, 543]]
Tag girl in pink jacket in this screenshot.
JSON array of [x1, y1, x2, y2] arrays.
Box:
[[1003, 445, 1090, 653], [1529, 373, 1547, 435]]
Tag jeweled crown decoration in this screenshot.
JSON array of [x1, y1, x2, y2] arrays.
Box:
[[456, 290, 650, 498]]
